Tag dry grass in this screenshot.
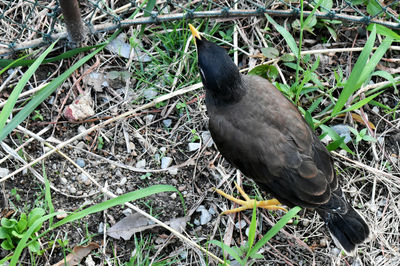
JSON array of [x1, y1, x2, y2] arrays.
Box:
[[1, 0, 400, 265]]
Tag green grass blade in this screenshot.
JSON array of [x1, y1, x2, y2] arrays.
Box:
[[247, 206, 301, 258], [367, 24, 400, 40], [10, 185, 181, 265], [265, 14, 299, 56], [52, 185, 181, 227], [356, 37, 393, 87], [319, 124, 353, 154], [339, 90, 384, 114], [0, 41, 57, 134], [332, 25, 393, 116], [208, 240, 243, 264], [0, 53, 32, 75], [0, 44, 104, 68], [42, 163, 54, 227], [371, 70, 396, 89], [247, 201, 257, 251], [332, 25, 376, 115]]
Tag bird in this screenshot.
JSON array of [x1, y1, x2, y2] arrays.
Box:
[[189, 24, 369, 253]]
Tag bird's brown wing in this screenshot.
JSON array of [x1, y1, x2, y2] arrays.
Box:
[[207, 75, 336, 208]]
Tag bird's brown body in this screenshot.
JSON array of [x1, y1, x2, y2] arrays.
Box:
[[189, 24, 369, 253], [207, 75, 337, 208]]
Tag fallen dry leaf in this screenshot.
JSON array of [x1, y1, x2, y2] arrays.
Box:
[[107, 212, 152, 240], [64, 93, 95, 121], [53, 242, 99, 266], [107, 213, 189, 240]]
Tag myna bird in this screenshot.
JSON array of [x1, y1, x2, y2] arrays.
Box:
[[189, 24, 369, 253]]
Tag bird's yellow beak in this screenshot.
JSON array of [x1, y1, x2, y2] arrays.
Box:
[[189, 24, 201, 43]]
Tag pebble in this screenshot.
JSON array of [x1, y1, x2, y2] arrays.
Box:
[[98, 222, 104, 234], [76, 141, 86, 150], [69, 186, 77, 194], [0, 168, 10, 177], [143, 88, 158, 100], [331, 124, 352, 143], [122, 208, 132, 216], [120, 177, 127, 186], [163, 119, 172, 128], [144, 114, 154, 123], [369, 203, 378, 212], [60, 177, 68, 185], [135, 159, 146, 169], [378, 198, 388, 206], [128, 142, 136, 154], [78, 125, 86, 135], [348, 186, 357, 197], [116, 188, 123, 195], [339, 149, 347, 156], [168, 168, 178, 175], [154, 154, 161, 163], [196, 205, 212, 225], [56, 209, 68, 219], [170, 193, 177, 199], [52, 163, 57, 170], [48, 96, 55, 105], [188, 142, 201, 152], [371, 106, 379, 114], [79, 173, 90, 185], [302, 219, 310, 227], [199, 209, 212, 225], [208, 207, 216, 215], [201, 131, 214, 147], [161, 157, 173, 169], [180, 250, 188, 260], [115, 170, 122, 177], [193, 219, 200, 225], [76, 158, 85, 168], [235, 220, 246, 229], [320, 238, 327, 247], [178, 185, 186, 191], [390, 155, 398, 164], [331, 247, 341, 256], [245, 227, 250, 236]]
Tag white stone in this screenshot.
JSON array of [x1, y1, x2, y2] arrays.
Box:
[[161, 157, 173, 169], [188, 142, 201, 152], [135, 159, 146, 169]]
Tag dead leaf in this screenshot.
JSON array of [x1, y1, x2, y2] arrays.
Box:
[[64, 93, 95, 121], [107, 213, 189, 240], [169, 216, 189, 233], [53, 242, 99, 266], [107, 212, 153, 240]]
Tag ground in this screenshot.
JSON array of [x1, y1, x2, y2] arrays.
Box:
[[1, 2, 400, 266]]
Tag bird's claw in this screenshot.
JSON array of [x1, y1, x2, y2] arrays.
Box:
[[213, 182, 287, 214]]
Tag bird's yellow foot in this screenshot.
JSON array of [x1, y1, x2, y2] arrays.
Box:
[[213, 182, 287, 214]]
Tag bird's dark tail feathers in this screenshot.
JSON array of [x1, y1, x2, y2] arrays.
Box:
[[317, 188, 369, 253]]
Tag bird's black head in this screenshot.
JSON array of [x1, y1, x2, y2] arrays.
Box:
[[189, 24, 244, 104]]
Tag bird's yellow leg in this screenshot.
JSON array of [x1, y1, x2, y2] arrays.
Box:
[[213, 182, 287, 215]]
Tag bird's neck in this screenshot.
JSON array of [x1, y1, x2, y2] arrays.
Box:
[[204, 75, 246, 106]]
